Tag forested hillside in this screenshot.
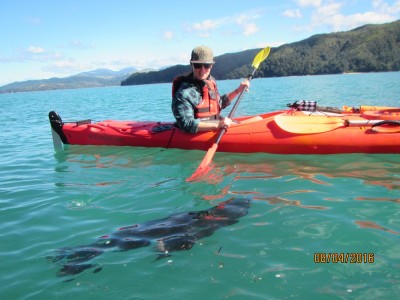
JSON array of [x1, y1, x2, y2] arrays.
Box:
[[121, 20, 400, 86]]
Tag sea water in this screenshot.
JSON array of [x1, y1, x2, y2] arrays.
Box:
[[0, 72, 399, 299]]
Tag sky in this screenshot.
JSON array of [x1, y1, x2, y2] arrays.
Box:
[[0, 0, 399, 86]]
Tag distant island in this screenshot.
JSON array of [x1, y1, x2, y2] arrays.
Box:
[[1, 20, 398, 94], [121, 20, 400, 85]]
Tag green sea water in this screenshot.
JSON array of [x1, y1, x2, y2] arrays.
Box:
[[0, 73, 399, 299]]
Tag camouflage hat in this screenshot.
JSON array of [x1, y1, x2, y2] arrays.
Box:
[[190, 45, 215, 64]]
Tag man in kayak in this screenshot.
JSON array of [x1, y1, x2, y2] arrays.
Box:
[[172, 45, 250, 133]]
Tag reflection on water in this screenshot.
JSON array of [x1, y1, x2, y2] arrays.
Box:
[[219, 153, 399, 188], [355, 196, 400, 203], [355, 220, 399, 235], [253, 193, 328, 210], [55, 145, 399, 186]]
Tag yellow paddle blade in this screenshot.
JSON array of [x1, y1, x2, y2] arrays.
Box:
[[274, 114, 346, 134], [252, 46, 271, 69]]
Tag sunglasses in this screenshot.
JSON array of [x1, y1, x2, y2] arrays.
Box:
[[192, 63, 213, 69]]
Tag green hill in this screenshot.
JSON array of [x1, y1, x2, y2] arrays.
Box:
[[121, 20, 400, 86]]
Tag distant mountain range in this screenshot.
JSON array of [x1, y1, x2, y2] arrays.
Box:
[[1, 20, 399, 94], [0, 67, 155, 94], [73, 67, 137, 78]]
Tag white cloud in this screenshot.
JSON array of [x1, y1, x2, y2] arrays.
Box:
[[328, 11, 394, 31], [27, 46, 45, 54], [235, 14, 257, 25], [198, 32, 211, 38], [242, 23, 259, 36], [187, 13, 260, 37], [49, 59, 77, 69], [22, 47, 63, 62], [283, 9, 302, 18], [192, 19, 223, 31], [317, 2, 342, 16], [311, 2, 342, 26], [269, 41, 287, 47], [296, 0, 321, 7], [43, 59, 90, 74], [163, 31, 174, 40], [0, 45, 66, 66], [258, 41, 286, 48], [312, 1, 397, 31], [68, 40, 95, 49], [91, 53, 190, 72], [235, 14, 260, 35], [294, 0, 399, 33], [373, 0, 400, 14]]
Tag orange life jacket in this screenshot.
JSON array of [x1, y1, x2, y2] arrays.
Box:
[[172, 75, 220, 120]]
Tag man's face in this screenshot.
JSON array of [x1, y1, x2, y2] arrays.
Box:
[[192, 63, 213, 80]]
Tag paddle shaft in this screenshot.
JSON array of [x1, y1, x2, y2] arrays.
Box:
[[345, 119, 398, 126], [214, 72, 256, 145]]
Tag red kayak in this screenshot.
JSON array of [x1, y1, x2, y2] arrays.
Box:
[[49, 106, 400, 154]]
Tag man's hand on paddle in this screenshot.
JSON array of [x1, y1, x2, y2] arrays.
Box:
[[238, 78, 250, 93], [219, 117, 232, 129]]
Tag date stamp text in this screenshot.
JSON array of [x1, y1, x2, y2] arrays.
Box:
[[314, 252, 374, 263]]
